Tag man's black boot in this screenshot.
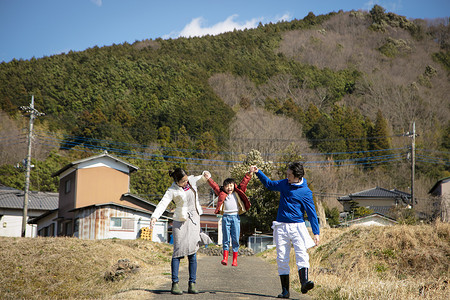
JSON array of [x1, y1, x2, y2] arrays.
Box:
[[299, 268, 314, 294], [277, 274, 290, 298]]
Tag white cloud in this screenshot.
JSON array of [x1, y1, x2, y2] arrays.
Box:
[[90, 0, 102, 7], [178, 14, 261, 38], [165, 13, 294, 39], [276, 13, 292, 22]]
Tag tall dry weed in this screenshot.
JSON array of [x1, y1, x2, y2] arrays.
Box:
[[297, 223, 450, 299], [0, 237, 174, 299]]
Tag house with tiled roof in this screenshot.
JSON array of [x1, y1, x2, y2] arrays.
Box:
[[50, 151, 173, 241], [0, 185, 58, 237], [428, 176, 450, 222], [338, 187, 411, 219], [2, 151, 219, 241], [344, 212, 398, 227]]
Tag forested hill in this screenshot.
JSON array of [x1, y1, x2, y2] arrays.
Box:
[[0, 6, 449, 195], [0, 12, 336, 147]]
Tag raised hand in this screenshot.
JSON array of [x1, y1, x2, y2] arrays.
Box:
[[203, 171, 211, 179], [249, 165, 259, 173]]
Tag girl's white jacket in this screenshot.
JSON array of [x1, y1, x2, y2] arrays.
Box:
[[151, 172, 208, 222]]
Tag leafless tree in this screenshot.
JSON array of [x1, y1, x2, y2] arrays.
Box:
[[208, 73, 257, 108], [0, 112, 27, 164]]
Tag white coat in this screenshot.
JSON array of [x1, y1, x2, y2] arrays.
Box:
[[151, 172, 207, 222]]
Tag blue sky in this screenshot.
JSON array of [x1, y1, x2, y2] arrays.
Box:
[[0, 0, 448, 63]]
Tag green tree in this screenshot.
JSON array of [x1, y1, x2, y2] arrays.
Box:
[[370, 5, 386, 26], [303, 103, 322, 133], [324, 205, 340, 227], [0, 164, 25, 190], [307, 114, 346, 158], [264, 97, 282, 113], [30, 151, 71, 192], [157, 126, 171, 145], [341, 107, 368, 156], [195, 131, 219, 159], [370, 110, 391, 151], [129, 156, 172, 204], [353, 206, 374, 218]]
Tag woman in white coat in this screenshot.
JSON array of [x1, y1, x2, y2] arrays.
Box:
[[150, 168, 210, 295]]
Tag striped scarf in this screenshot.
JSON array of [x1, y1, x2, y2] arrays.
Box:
[[183, 183, 191, 191]]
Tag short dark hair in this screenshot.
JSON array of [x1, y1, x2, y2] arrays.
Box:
[[288, 162, 304, 179], [169, 168, 187, 183], [222, 178, 235, 187]]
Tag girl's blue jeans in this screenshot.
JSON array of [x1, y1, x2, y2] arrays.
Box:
[[222, 214, 240, 252]]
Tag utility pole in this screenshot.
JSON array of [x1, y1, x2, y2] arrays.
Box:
[[20, 95, 44, 237], [405, 122, 417, 208]]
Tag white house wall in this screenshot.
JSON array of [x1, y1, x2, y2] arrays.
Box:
[[348, 216, 396, 227], [0, 210, 36, 237], [356, 198, 396, 207], [76, 206, 158, 240]]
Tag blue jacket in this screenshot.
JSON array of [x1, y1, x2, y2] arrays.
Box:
[[256, 170, 320, 235]]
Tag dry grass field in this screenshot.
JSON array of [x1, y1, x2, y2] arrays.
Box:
[[0, 222, 448, 299], [0, 237, 174, 299], [259, 221, 450, 299]]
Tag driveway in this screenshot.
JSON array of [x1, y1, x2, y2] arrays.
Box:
[[148, 254, 311, 299]]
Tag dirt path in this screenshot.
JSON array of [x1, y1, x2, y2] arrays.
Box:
[[146, 254, 311, 299]]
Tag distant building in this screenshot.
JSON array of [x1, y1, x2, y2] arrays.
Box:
[[344, 212, 398, 227], [3, 151, 220, 241], [429, 176, 450, 222], [0, 185, 58, 237], [200, 206, 220, 244], [49, 151, 172, 240], [338, 187, 411, 219]]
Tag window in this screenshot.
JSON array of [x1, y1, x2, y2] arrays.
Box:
[[64, 221, 72, 236], [111, 217, 122, 228], [65, 179, 71, 194], [74, 218, 79, 234], [48, 223, 55, 237], [110, 217, 134, 231]]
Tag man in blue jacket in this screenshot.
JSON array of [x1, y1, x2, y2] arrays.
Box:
[[250, 162, 320, 298]]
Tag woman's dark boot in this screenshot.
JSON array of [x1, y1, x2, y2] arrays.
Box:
[[188, 282, 199, 294], [277, 274, 290, 298], [299, 268, 314, 294], [171, 282, 183, 295]]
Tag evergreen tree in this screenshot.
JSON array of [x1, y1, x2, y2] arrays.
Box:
[[303, 103, 322, 133], [324, 205, 340, 227], [370, 110, 391, 151], [342, 108, 367, 157], [307, 114, 346, 159]]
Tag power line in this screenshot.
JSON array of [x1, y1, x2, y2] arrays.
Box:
[[5, 129, 448, 169], [35, 131, 408, 158], [33, 133, 448, 168], [34, 138, 409, 169], [34, 135, 407, 165], [36, 130, 408, 156]]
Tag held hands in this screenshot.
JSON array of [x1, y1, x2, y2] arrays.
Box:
[[249, 165, 259, 173], [203, 171, 211, 180]]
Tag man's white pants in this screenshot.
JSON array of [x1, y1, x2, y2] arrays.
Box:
[[273, 222, 315, 275]]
